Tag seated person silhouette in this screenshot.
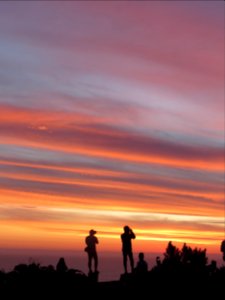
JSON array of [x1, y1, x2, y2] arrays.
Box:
[[85, 229, 99, 274], [121, 225, 136, 273], [135, 252, 148, 274], [56, 257, 68, 272]]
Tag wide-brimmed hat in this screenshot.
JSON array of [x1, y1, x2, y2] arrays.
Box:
[[89, 229, 97, 235]]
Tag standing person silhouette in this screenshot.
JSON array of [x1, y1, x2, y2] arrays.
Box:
[[121, 225, 136, 273], [221, 239, 225, 261], [85, 229, 99, 273]]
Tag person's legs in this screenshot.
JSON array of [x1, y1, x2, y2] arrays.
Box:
[[123, 252, 128, 273], [93, 252, 98, 272], [88, 253, 92, 272], [128, 252, 134, 272]]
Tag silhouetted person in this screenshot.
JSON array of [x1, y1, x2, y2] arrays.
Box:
[[220, 239, 225, 261], [121, 225, 136, 273], [85, 229, 99, 273], [56, 257, 68, 272], [208, 260, 218, 276], [135, 252, 148, 274]]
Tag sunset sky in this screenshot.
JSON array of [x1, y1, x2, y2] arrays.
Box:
[[0, 1, 224, 258]]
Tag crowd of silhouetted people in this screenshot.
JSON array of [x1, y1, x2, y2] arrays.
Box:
[[0, 228, 224, 298]]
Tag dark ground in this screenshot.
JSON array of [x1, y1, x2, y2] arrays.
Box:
[[0, 264, 224, 299]]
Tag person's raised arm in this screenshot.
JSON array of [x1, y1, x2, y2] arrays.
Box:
[[130, 229, 136, 239]]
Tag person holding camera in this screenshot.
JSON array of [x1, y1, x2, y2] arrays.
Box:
[[121, 225, 136, 273]]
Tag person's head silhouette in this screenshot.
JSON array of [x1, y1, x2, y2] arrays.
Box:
[[89, 229, 97, 236], [124, 226, 130, 234], [138, 252, 144, 261]]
